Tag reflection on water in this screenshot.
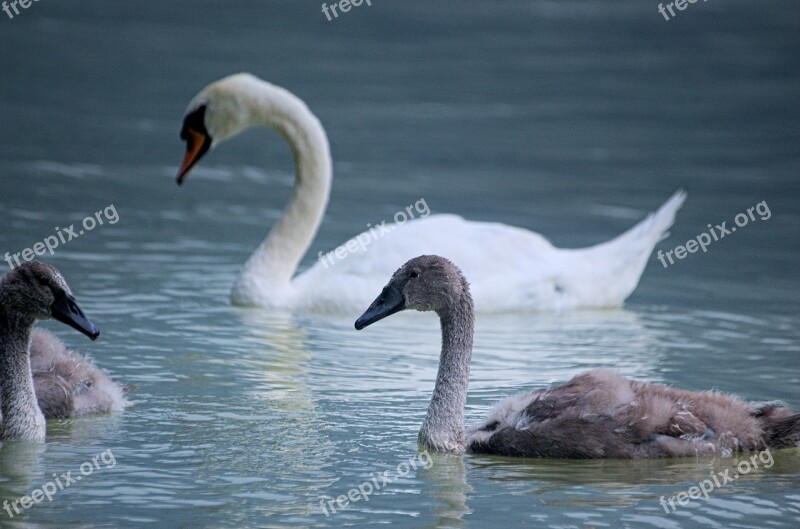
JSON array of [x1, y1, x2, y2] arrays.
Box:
[[0, 443, 47, 500], [467, 450, 800, 528], [423, 453, 472, 529]]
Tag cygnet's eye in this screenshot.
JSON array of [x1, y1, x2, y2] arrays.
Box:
[[409, 271, 419, 279]]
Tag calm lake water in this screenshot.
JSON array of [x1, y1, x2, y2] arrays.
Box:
[[1, 1, 799, 528]]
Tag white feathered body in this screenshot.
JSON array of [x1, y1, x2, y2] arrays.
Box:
[[248, 190, 685, 313], [180, 74, 686, 313]]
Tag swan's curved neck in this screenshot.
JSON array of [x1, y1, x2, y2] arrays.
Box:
[[231, 83, 332, 306], [0, 308, 45, 441], [419, 286, 474, 453]]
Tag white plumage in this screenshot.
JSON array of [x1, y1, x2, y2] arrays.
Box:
[[177, 73, 686, 312]]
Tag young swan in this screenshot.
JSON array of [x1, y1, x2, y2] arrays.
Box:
[[355, 255, 800, 457], [29, 329, 131, 419], [0, 262, 127, 440]]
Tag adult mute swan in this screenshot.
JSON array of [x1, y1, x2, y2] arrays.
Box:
[[177, 73, 686, 312], [355, 255, 800, 457], [0, 262, 128, 440]]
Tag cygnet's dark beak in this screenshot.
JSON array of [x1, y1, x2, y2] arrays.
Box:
[[355, 284, 405, 330], [50, 291, 100, 341]]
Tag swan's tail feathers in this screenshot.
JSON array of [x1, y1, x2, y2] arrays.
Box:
[[763, 411, 800, 449], [574, 190, 687, 306], [611, 189, 687, 250]]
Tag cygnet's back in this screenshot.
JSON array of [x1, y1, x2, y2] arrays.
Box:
[[29, 329, 130, 419]]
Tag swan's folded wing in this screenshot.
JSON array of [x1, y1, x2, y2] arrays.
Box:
[[295, 214, 560, 312], [33, 373, 74, 419]]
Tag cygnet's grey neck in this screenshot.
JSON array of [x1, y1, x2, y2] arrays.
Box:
[[0, 307, 46, 441], [419, 284, 474, 453]]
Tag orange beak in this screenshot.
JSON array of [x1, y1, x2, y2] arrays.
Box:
[[177, 127, 212, 185]]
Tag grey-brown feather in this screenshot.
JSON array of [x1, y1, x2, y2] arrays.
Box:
[[0, 262, 128, 440], [0, 262, 59, 440], [467, 369, 798, 458], [371, 255, 800, 458], [29, 329, 129, 418]]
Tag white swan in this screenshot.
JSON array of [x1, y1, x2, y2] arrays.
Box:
[[355, 255, 800, 456], [177, 73, 686, 312]]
